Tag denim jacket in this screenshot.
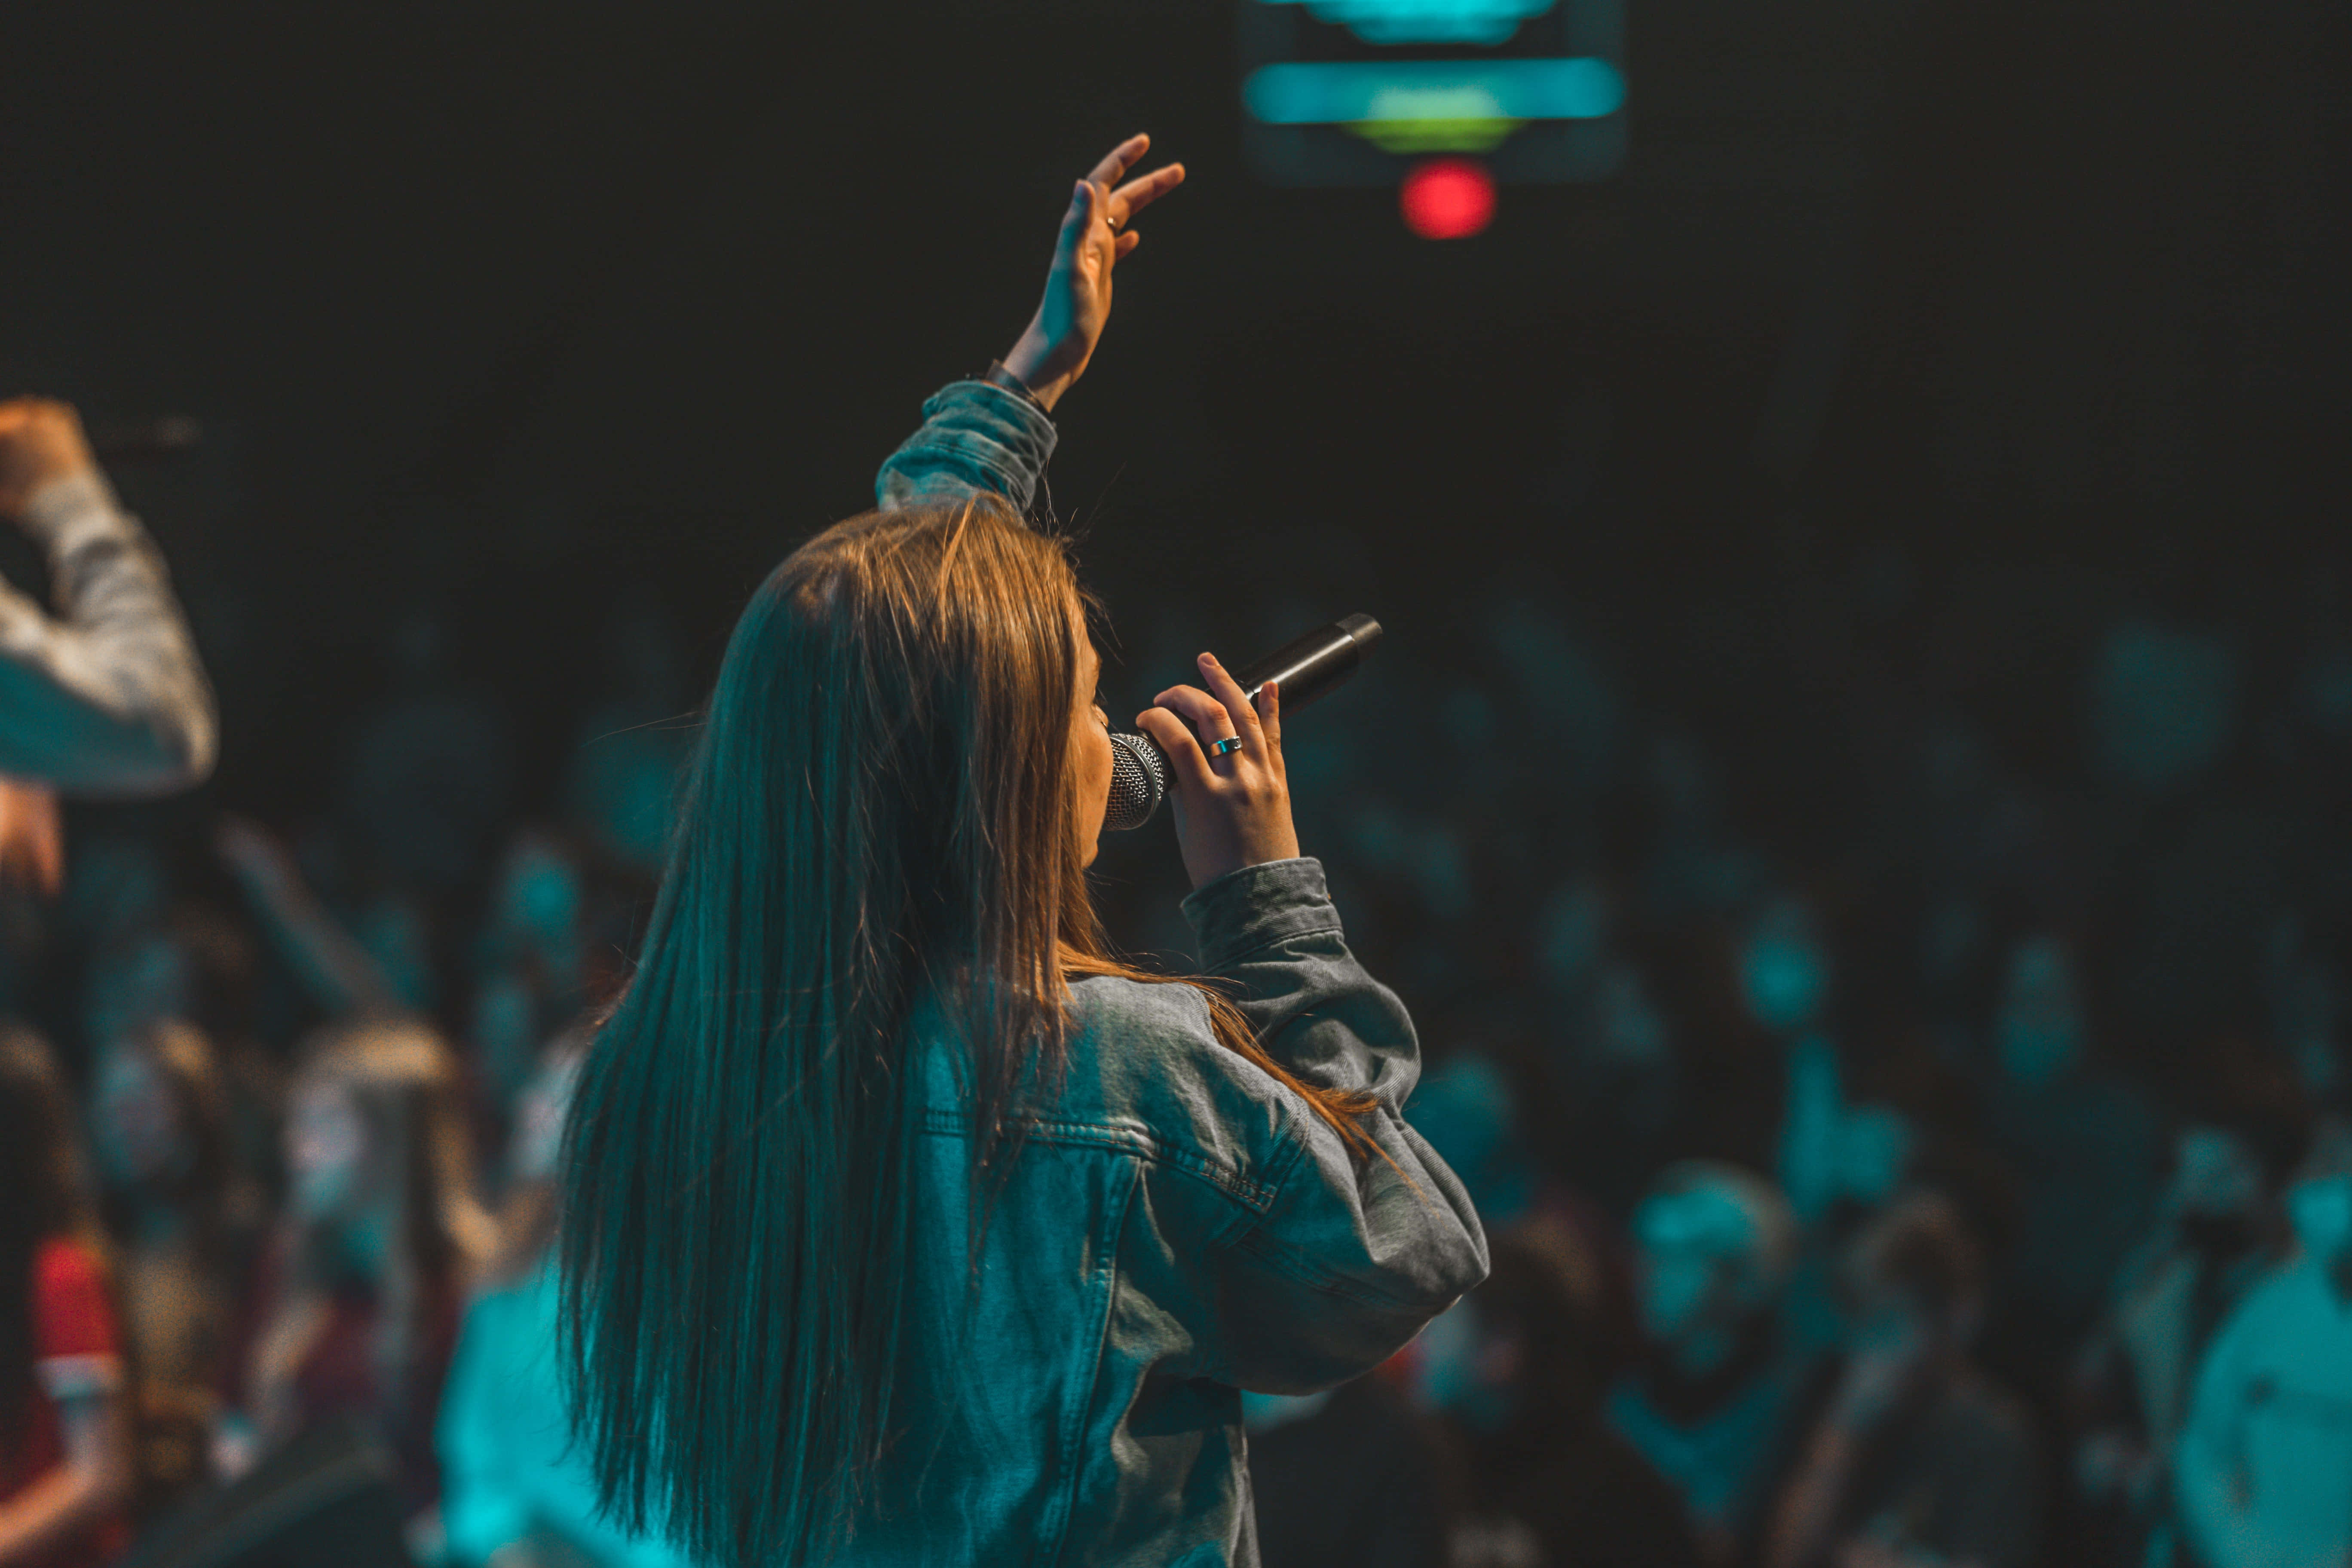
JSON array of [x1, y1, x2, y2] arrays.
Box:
[[857, 384, 1487, 1566]]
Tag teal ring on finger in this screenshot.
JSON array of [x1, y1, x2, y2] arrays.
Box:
[[1206, 736, 1243, 758]]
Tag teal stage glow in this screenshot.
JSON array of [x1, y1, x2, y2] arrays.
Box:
[[1256, 0, 1562, 46], [1241, 0, 1626, 194], [1242, 58, 1626, 128]]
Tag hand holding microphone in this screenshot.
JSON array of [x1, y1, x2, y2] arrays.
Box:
[[1135, 654, 1300, 890], [1113, 614, 1381, 889]]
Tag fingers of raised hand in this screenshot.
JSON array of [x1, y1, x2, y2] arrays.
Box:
[[1106, 162, 1185, 229], [1256, 679, 1283, 748], [1084, 134, 1151, 190]]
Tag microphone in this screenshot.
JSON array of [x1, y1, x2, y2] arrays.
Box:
[[1103, 613, 1381, 833]]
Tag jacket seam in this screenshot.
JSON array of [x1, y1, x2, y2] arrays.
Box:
[[920, 1108, 1277, 1214], [1228, 1224, 1427, 1311], [1200, 915, 1345, 974], [1038, 1157, 1137, 1568]]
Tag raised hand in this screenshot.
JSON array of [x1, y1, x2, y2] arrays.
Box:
[[999, 134, 1185, 411], [0, 779, 62, 896], [0, 399, 98, 521]]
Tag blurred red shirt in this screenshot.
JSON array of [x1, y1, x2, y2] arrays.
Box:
[[3, 1236, 130, 1568]]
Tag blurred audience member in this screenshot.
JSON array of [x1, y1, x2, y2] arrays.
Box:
[[1608, 1162, 1813, 1558], [1411, 1052, 1540, 1227], [437, 1039, 686, 1568], [88, 1020, 248, 1510], [0, 1027, 133, 1568], [1416, 1225, 1702, 1568], [1736, 893, 1845, 1229], [340, 606, 515, 906], [1764, 1193, 2040, 1568], [2173, 1123, 2352, 1568], [2068, 1071, 2309, 1565], [224, 1020, 491, 1516], [1779, 1101, 1926, 1363], [561, 600, 692, 876], [0, 397, 214, 797], [215, 816, 401, 1021], [466, 833, 587, 1157], [1982, 934, 2162, 1363]]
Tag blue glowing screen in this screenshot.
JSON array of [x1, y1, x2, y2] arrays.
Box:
[[1267, 0, 1562, 47]]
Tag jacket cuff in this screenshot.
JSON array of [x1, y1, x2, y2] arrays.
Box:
[[874, 380, 1059, 514], [1181, 858, 1341, 971], [20, 469, 137, 557]]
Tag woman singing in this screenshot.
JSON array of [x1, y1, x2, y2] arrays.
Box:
[[559, 135, 1487, 1567]]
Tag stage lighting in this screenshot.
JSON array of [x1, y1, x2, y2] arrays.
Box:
[[1241, 0, 1625, 214], [1400, 157, 1497, 239]]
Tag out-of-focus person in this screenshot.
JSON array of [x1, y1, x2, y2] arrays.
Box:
[[0, 1026, 134, 1568], [435, 1037, 688, 1568], [1607, 1161, 1816, 1560], [2173, 1123, 2352, 1568], [464, 832, 588, 1160], [1764, 1192, 2040, 1568], [1981, 934, 2162, 1366], [222, 1020, 492, 1518], [87, 1019, 249, 1513], [1734, 893, 1846, 1230], [213, 815, 401, 1022], [0, 397, 216, 883], [2069, 1068, 2308, 1568], [1414, 1225, 1702, 1568]]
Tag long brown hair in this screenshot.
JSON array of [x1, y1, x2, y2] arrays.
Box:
[[561, 498, 1375, 1568]]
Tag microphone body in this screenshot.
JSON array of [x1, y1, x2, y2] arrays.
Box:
[[1103, 614, 1380, 833]]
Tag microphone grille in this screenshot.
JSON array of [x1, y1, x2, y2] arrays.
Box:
[[1102, 732, 1168, 833]]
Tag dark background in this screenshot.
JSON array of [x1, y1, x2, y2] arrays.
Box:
[[2, 0, 2348, 1041]]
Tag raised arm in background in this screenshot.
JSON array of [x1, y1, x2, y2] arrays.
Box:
[[214, 814, 401, 1020], [0, 398, 216, 796]]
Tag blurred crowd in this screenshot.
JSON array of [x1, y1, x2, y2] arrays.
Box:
[[1221, 578, 2352, 1568], [6, 465, 2352, 1568]]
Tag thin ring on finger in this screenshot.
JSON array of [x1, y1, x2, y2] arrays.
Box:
[[1205, 735, 1243, 759]]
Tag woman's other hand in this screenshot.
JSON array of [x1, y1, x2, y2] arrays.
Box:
[[1137, 655, 1300, 890], [999, 134, 1184, 411]]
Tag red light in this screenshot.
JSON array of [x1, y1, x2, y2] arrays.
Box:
[[1400, 158, 1495, 240]]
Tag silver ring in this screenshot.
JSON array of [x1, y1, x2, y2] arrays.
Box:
[[1206, 736, 1243, 758]]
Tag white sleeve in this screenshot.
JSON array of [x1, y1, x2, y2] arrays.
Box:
[[0, 471, 216, 795]]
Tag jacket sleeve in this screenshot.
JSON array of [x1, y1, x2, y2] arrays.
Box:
[[1180, 857, 1489, 1392], [873, 380, 1058, 516], [0, 470, 217, 795]]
